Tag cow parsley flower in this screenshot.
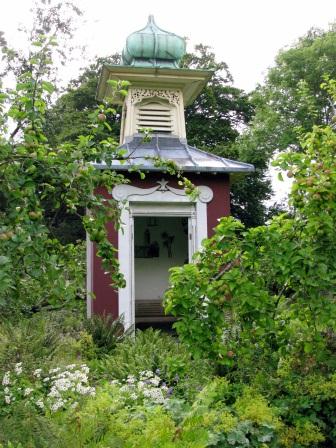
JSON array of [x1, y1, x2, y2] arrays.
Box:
[[150, 376, 161, 387]]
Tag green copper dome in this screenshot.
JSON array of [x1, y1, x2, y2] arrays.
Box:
[[122, 16, 186, 68]]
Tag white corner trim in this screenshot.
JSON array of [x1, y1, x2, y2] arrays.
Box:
[[86, 233, 93, 318], [118, 206, 133, 327]]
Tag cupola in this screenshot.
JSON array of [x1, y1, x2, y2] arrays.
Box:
[[122, 15, 186, 68], [95, 17, 254, 177], [97, 16, 212, 144]]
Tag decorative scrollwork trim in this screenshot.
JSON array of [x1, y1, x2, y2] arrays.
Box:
[[130, 88, 180, 105], [112, 179, 213, 203]]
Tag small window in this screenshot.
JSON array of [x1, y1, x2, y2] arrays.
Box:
[[136, 101, 173, 134]]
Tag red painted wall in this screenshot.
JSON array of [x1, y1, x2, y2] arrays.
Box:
[[91, 187, 119, 317], [91, 173, 230, 317]]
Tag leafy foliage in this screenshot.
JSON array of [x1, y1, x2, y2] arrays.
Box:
[[0, 314, 333, 447], [180, 44, 253, 149], [44, 54, 122, 147], [165, 89, 336, 367], [234, 25, 336, 183], [165, 82, 336, 446], [94, 328, 214, 401], [0, 5, 131, 315]]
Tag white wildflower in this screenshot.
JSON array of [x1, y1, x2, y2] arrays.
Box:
[[81, 365, 89, 374], [24, 387, 34, 397], [140, 370, 154, 379], [50, 399, 65, 412], [49, 367, 61, 374], [143, 388, 165, 403], [75, 383, 95, 396], [43, 377, 50, 382], [14, 362, 23, 375], [48, 386, 61, 398], [150, 376, 161, 387], [4, 387, 10, 394], [66, 364, 76, 370], [130, 393, 138, 400], [4, 395, 11, 404], [36, 399, 44, 409], [2, 371, 10, 386], [51, 377, 72, 392], [126, 375, 136, 384], [33, 368, 42, 378]]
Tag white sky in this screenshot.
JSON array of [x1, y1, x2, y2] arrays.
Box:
[[1, 0, 336, 91], [1, 0, 335, 203]]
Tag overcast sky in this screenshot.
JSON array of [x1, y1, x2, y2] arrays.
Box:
[[1, 0, 335, 202], [1, 0, 336, 91]]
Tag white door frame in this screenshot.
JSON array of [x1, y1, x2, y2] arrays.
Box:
[[111, 179, 213, 328]]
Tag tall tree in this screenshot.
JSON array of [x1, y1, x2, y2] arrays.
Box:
[[180, 44, 272, 227], [227, 24, 336, 226], [180, 44, 253, 149], [45, 54, 121, 147], [237, 25, 336, 162]]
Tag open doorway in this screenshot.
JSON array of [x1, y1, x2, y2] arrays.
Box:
[[134, 216, 189, 325]]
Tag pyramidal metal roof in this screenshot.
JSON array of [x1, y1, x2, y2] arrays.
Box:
[[94, 134, 254, 174]]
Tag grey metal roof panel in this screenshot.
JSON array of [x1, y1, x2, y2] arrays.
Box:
[[94, 134, 255, 174]]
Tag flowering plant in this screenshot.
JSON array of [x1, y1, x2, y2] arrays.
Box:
[[110, 370, 173, 405], [1, 362, 95, 415]]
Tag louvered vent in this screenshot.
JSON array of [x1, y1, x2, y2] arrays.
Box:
[[136, 102, 173, 134]]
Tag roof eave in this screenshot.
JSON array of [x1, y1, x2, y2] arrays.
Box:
[[92, 162, 255, 175], [96, 65, 213, 106]]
